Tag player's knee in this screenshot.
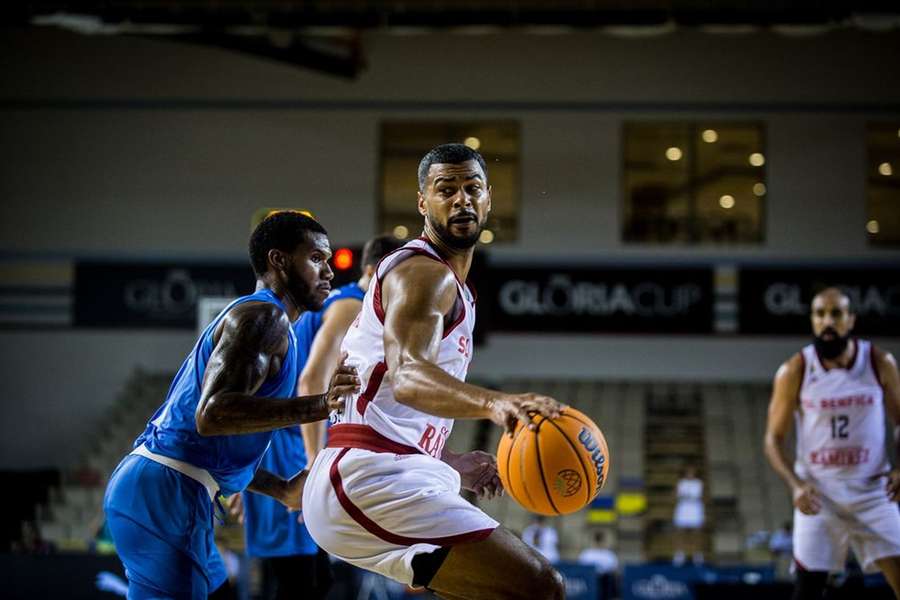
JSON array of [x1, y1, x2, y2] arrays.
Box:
[[532, 563, 565, 600]]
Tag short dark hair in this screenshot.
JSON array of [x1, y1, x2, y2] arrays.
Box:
[[361, 234, 405, 267], [417, 143, 488, 191], [249, 211, 327, 276]]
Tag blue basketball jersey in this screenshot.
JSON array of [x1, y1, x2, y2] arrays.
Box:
[[294, 282, 366, 367], [242, 282, 364, 557], [241, 426, 315, 557], [136, 288, 299, 496]]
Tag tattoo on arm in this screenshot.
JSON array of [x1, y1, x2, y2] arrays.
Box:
[[194, 302, 330, 436]]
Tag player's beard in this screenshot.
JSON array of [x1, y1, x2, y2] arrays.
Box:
[[813, 328, 850, 360], [283, 266, 324, 313], [428, 212, 482, 250]]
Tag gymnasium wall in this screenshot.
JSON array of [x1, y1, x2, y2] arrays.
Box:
[[1, 27, 899, 468]]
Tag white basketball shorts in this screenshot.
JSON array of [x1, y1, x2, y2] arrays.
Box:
[[302, 425, 499, 585], [793, 474, 900, 573]]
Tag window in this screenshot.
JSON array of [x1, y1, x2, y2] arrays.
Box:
[[623, 122, 766, 244], [866, 123, 900, 246], [379, 121, 519, 244]]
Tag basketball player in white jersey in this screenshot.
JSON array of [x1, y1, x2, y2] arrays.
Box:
[[765, 287, 900, 599], [301, 143, 566, 599]]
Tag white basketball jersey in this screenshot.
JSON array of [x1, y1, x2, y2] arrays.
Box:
[[332, 238, 476, 459], [795, 339, 888, 480]]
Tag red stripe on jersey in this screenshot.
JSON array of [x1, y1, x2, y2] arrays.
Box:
[[793, 556, 811, 572], [871, 343, 883, 387], [372, 245, 470, 338], [372, 247, 446, 325], [466, 278, 478, 303], [328, 447, 496, 547], [326, 424, 419, 454], [442, 300, 466, 340], [356, 361, 388, 416], [373, 275, 386, 323]]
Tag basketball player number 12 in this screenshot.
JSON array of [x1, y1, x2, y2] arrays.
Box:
[[830, 415, 849, 439]]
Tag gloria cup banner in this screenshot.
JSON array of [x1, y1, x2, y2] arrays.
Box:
[[74, 262, 255, 328], [484, 265, 714, 334], [738, 266, 900, 336]]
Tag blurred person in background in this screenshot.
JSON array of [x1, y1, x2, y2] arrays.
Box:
[[230, 234, 402, 600], [769, 520, 793, 580], [522, 515, 560, 564], [578, 528, 619, 599], [765, 287, 900, 600], [103, 212, 359, 599], [672, 464, 705, 566]]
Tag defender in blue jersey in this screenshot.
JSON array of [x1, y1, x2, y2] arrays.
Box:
[[235, 235, 402, 600], [103, 212, 361, 599]]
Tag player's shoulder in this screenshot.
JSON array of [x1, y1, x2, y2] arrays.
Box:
[[223, 299, 291, 337], [388, 253, 456, 288], [380, 255, 458, 317], [321, 285, 364, 321], [329, 282, 365, 303], [229, 297, 288, 321], [871, 343, 898, 373], [775, 351, 805, 382]]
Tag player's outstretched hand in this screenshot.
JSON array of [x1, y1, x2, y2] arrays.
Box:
[[488, 393, 563, 436], [445, 450, 504, 500], [281, 470, 309, 512], [793, 481, 821, 515], [227, 493, 245, 525], [886, 469, 900, 502], [326, 352, 360, 412]]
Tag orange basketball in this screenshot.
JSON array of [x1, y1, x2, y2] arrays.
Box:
[[497, 406, 610, 516]]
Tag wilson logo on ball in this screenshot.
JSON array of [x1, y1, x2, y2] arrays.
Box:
[[554, 469, 582, 497], [496, 406, 610, 516], [578, 427, 607, 489]]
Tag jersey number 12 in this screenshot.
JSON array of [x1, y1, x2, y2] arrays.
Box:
[[830, 415, 849, 439]]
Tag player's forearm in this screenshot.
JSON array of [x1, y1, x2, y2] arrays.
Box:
[[301, 421, 327, 463], [764, 433, 802, 491], [298, 376, 330, 462], [299, 368, 331, 399], [393, 361, 496, 419], [245, 468, 289, 503], [196, 393, 329, 435]]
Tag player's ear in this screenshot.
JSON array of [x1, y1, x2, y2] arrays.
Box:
[[268, 249, 288, 274], [847, 312, 856, 331], [417, 191, 427, 217], [485, 185, 492, 215]]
